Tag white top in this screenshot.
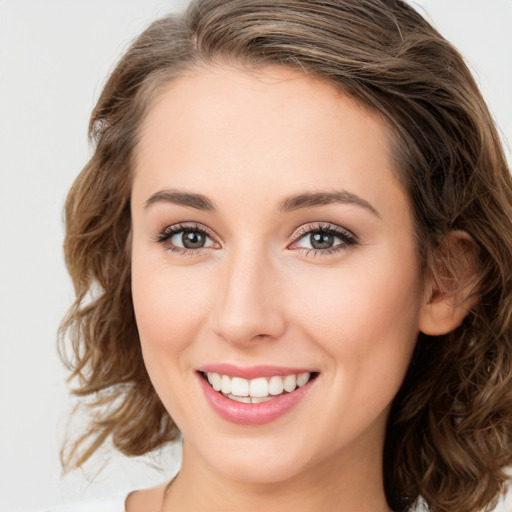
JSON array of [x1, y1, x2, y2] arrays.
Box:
[[42, 493, 128, 512]]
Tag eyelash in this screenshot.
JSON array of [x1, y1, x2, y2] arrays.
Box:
[[155, 223, 218, 256], [290, 223, 358, 256], [155, 222, 358, 257]]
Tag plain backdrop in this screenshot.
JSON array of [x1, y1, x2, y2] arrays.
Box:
[[0, 1, 511, 511]]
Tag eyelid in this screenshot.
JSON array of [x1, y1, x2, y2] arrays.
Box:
[[291, 222, 357, 241], [288, 222, 358, 253], [153, 221, 357, 256], [155, 222, 221, 251]]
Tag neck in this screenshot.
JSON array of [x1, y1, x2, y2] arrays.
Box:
[[163, 440, 392, 512]]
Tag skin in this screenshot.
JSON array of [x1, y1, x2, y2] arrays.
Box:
[[129, 65, 465, 512]]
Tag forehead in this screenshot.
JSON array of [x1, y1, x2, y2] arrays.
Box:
[[132, 65, 406, 222], [137, 65, 391, 154]]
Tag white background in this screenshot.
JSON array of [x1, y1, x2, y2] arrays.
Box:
[[0, 1, 511, 511]]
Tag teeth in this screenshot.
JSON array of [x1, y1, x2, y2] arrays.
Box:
[[297, 372, 310, 387], [268, 376, 284, 395], [206, 372, 312, 399], [249, 377, 268, 398], [283, 374, 297, 392], [227, 394, 274, 404], [231, 377, 249, 397], [208, 372, 222, 391], [227, 394, 251, 403], [250, 396, 274, 403], [221, 374, 231, 394]]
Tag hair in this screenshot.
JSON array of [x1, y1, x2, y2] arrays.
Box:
[[60, 1, 512, 511]]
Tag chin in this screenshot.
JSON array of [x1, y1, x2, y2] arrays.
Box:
[[216, 455, 309, 484], [188, 433, 320, 484]]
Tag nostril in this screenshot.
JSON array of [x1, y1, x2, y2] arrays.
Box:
[[251, 333, 270, 340]]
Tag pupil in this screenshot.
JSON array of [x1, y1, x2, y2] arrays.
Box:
[[182, 230, 205, 248], [311, 231, 333, 249]]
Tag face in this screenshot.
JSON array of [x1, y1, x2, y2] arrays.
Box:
[[131, 65, 426, 484]]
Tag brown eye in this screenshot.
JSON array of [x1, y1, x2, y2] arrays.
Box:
[[181, 230, 206, 248], [156, 224, 218, 252], [291, 223, 358, 255], [310, 232, 334, 249]]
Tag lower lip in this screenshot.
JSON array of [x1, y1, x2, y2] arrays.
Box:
[[198, 373, 315, 425]]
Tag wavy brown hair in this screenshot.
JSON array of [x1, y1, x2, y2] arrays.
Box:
[[60, 1, 512, 511]]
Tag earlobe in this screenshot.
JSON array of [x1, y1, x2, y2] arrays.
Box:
[[419, 231, 480, 336]]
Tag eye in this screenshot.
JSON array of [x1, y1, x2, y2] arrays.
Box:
[[301, 231, 337, 250], [290, 223, 357, 255], [156, 223, 218, 253], [171, 229, 211, 249]]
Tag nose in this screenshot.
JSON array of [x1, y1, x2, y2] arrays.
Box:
[[211, 248, 286, 345]]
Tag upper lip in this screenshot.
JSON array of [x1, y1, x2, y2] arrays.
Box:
[[197, 363, 318, 380]]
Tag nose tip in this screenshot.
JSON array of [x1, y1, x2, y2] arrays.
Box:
[[213, 318, 278, 345]]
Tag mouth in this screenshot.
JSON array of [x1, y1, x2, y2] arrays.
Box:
[[196, 365, 319, 424], [200, 370, 319, 404]]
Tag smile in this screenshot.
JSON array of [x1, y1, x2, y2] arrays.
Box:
[[197, 366, 319, 425], [204, 371, 313, 403]]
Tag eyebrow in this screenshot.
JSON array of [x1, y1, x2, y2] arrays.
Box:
[[144, 188, 379, 217], [145, 189, 216, 211], [278, 190, 380, 217]]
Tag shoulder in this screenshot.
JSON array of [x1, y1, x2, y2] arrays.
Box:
[[124, 482, 168, 512], [40, 494, 128, 512], [40, 481, 169, 512]]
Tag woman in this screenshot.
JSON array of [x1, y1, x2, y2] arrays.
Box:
[[59, 0, 512, 511]]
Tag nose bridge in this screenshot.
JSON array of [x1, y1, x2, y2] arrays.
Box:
[[212, 243, 285, 343]]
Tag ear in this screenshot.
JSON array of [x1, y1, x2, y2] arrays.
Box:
[[419, 231, 480, 336]]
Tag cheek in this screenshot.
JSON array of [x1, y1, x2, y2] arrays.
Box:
[[294, 258, 420, 340], [131, 254, 214, 399], [290, 251, 422, 394], [131, 258, 213, 426], [132, 259, 208, 344]]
